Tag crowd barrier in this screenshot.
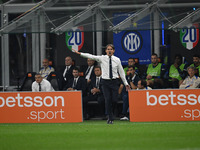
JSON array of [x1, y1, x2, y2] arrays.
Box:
[[0, 91, 83, 123], [129, 89, 200, 122]]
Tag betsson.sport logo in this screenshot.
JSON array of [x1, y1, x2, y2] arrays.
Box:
[[0, 93, 65, 122], [121, 31, 143, 54], [146, 91, 200, 120]]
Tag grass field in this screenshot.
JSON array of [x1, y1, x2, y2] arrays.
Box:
[[0, 120, 200, 150]]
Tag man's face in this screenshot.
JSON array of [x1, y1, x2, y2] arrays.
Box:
[[94, 68, 101, 77], [105, 46, 115, 56], [87, 59, 95, 66], [35, 75, 43, 83], [151, 55, 158, 64], [72, 70, 79, 78], [188, 68, 195, 78], [65, 57, 72, 66], [137, 80, 143, 89], [128, 67, 135, 76], [128, 59, 135, 66], [174, 56, 182, 65], [193, 57, 200, 65], [42, 59, 49, 68]]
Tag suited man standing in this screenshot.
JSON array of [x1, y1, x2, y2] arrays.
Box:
[[83, 66, 105, 119], [64, 67, 87, 96], [60, 56, 75, 89], [73, 44, 130, 124]]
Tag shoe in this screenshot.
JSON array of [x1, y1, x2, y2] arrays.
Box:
[[120, 116, 129, 121], [107, 119, 114, 124]]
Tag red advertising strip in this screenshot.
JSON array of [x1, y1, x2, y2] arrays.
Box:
[[0, 91, 83, 123], [129, 89, 200, 122]]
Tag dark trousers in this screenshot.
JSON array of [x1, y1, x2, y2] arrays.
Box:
[[101, 79, 119, 121]]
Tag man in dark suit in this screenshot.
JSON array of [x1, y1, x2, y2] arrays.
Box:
[[83, 66, 105, 119], [63, 67, 87, 96], [81, 58, 96, 84], [60, 56, 75, 89]]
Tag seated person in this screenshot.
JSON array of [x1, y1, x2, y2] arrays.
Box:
[[63, 67, 87, 95], [168, 54, 187, 88], [179, 66, 200, 89], [32, 73, 54, 92], [83, 66, 105, 119], [120, 66, 140, 121], [145, 53, 166, 89], [190, 54, 200, 77], [81, 58, 96, 84], [137, 79, 152, 90], [60, 56, 75, 89], [39, 58, 55, 79], [124, 57, 139, 75]]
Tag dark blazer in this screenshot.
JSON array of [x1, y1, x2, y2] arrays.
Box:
[[88, 76, 103, 95], [60, 65, 75, 89], [64, 76, 87, 95], [81, 65, 96, 80]]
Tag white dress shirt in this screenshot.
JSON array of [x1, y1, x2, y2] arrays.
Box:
[[32, 79, 55, 92], [85, 65, 94, 80], [179, 75, 200, 89], [81, 53, 128, 86]]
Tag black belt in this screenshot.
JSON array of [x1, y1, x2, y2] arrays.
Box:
[[102, 78, 117, 81]]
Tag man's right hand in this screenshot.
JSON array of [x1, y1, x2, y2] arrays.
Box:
[[72, 48, 81, 55]]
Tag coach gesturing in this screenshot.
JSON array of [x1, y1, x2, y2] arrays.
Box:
[[73, 44, 130, 124]]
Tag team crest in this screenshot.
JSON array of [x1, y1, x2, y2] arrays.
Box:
[[121, 31, 143, 54], [66, 26, 84, 51], [180, 24, 199, 50]]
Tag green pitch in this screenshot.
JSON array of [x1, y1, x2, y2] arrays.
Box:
[[0, 121, 200, 150]]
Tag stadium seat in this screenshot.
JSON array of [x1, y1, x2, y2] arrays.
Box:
[[47, 72, 63, 91], [20, 72, 36, 91]]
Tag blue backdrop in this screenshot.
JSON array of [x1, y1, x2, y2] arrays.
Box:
[[113, 13, 151, 65]]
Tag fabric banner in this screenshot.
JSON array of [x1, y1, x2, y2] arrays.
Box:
[[0, 91, 83, 123], [113, 13, 151, 65], [129, 89, 200, 122]]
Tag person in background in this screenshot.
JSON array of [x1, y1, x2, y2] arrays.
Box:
[[120, 65, 140, 121], [73, 44, 130, 124], [32, 73, 54, 92], [60, 56, 75, 89], [179, 66, 200, 89], [190, 54, 200, 77], [137, 79, 152, 90], [145, 53, 166, 89], [63, 67, 87, 94], [83, 66, 105, 119], [39, 58, 55, 79], [123, 57, 139, 76], [81, 58, 96, 84], [168, 54, 187, 88]]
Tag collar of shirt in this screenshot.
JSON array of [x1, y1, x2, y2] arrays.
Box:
[[131, 74, 136, 81]]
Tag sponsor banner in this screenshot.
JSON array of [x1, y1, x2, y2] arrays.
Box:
[[0, 91, 83, 123], [65, 26, 84, 51], [180, 23, 199, 50], [129, 89, 200, 122], [113, 13, 151, 65]]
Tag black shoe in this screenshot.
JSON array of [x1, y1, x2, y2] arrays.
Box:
[[107, 119, 113, 124]]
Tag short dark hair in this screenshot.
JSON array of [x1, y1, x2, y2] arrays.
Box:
[[73, 67, 79, 72], [128, 57, 135, 61], [128, 65, 135, 70], [106, 44, 115, 50], [94, 66, 101, 70], [193, 54, 200, 58], [151, 53, 158, 57], [35, 73, 42, 76], [174, 54, 182, 60], [140, 79, 147, 87]]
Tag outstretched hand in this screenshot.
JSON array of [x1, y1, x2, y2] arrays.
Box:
[[72, 48, 81, 55], [125, 85, 131, 91]]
